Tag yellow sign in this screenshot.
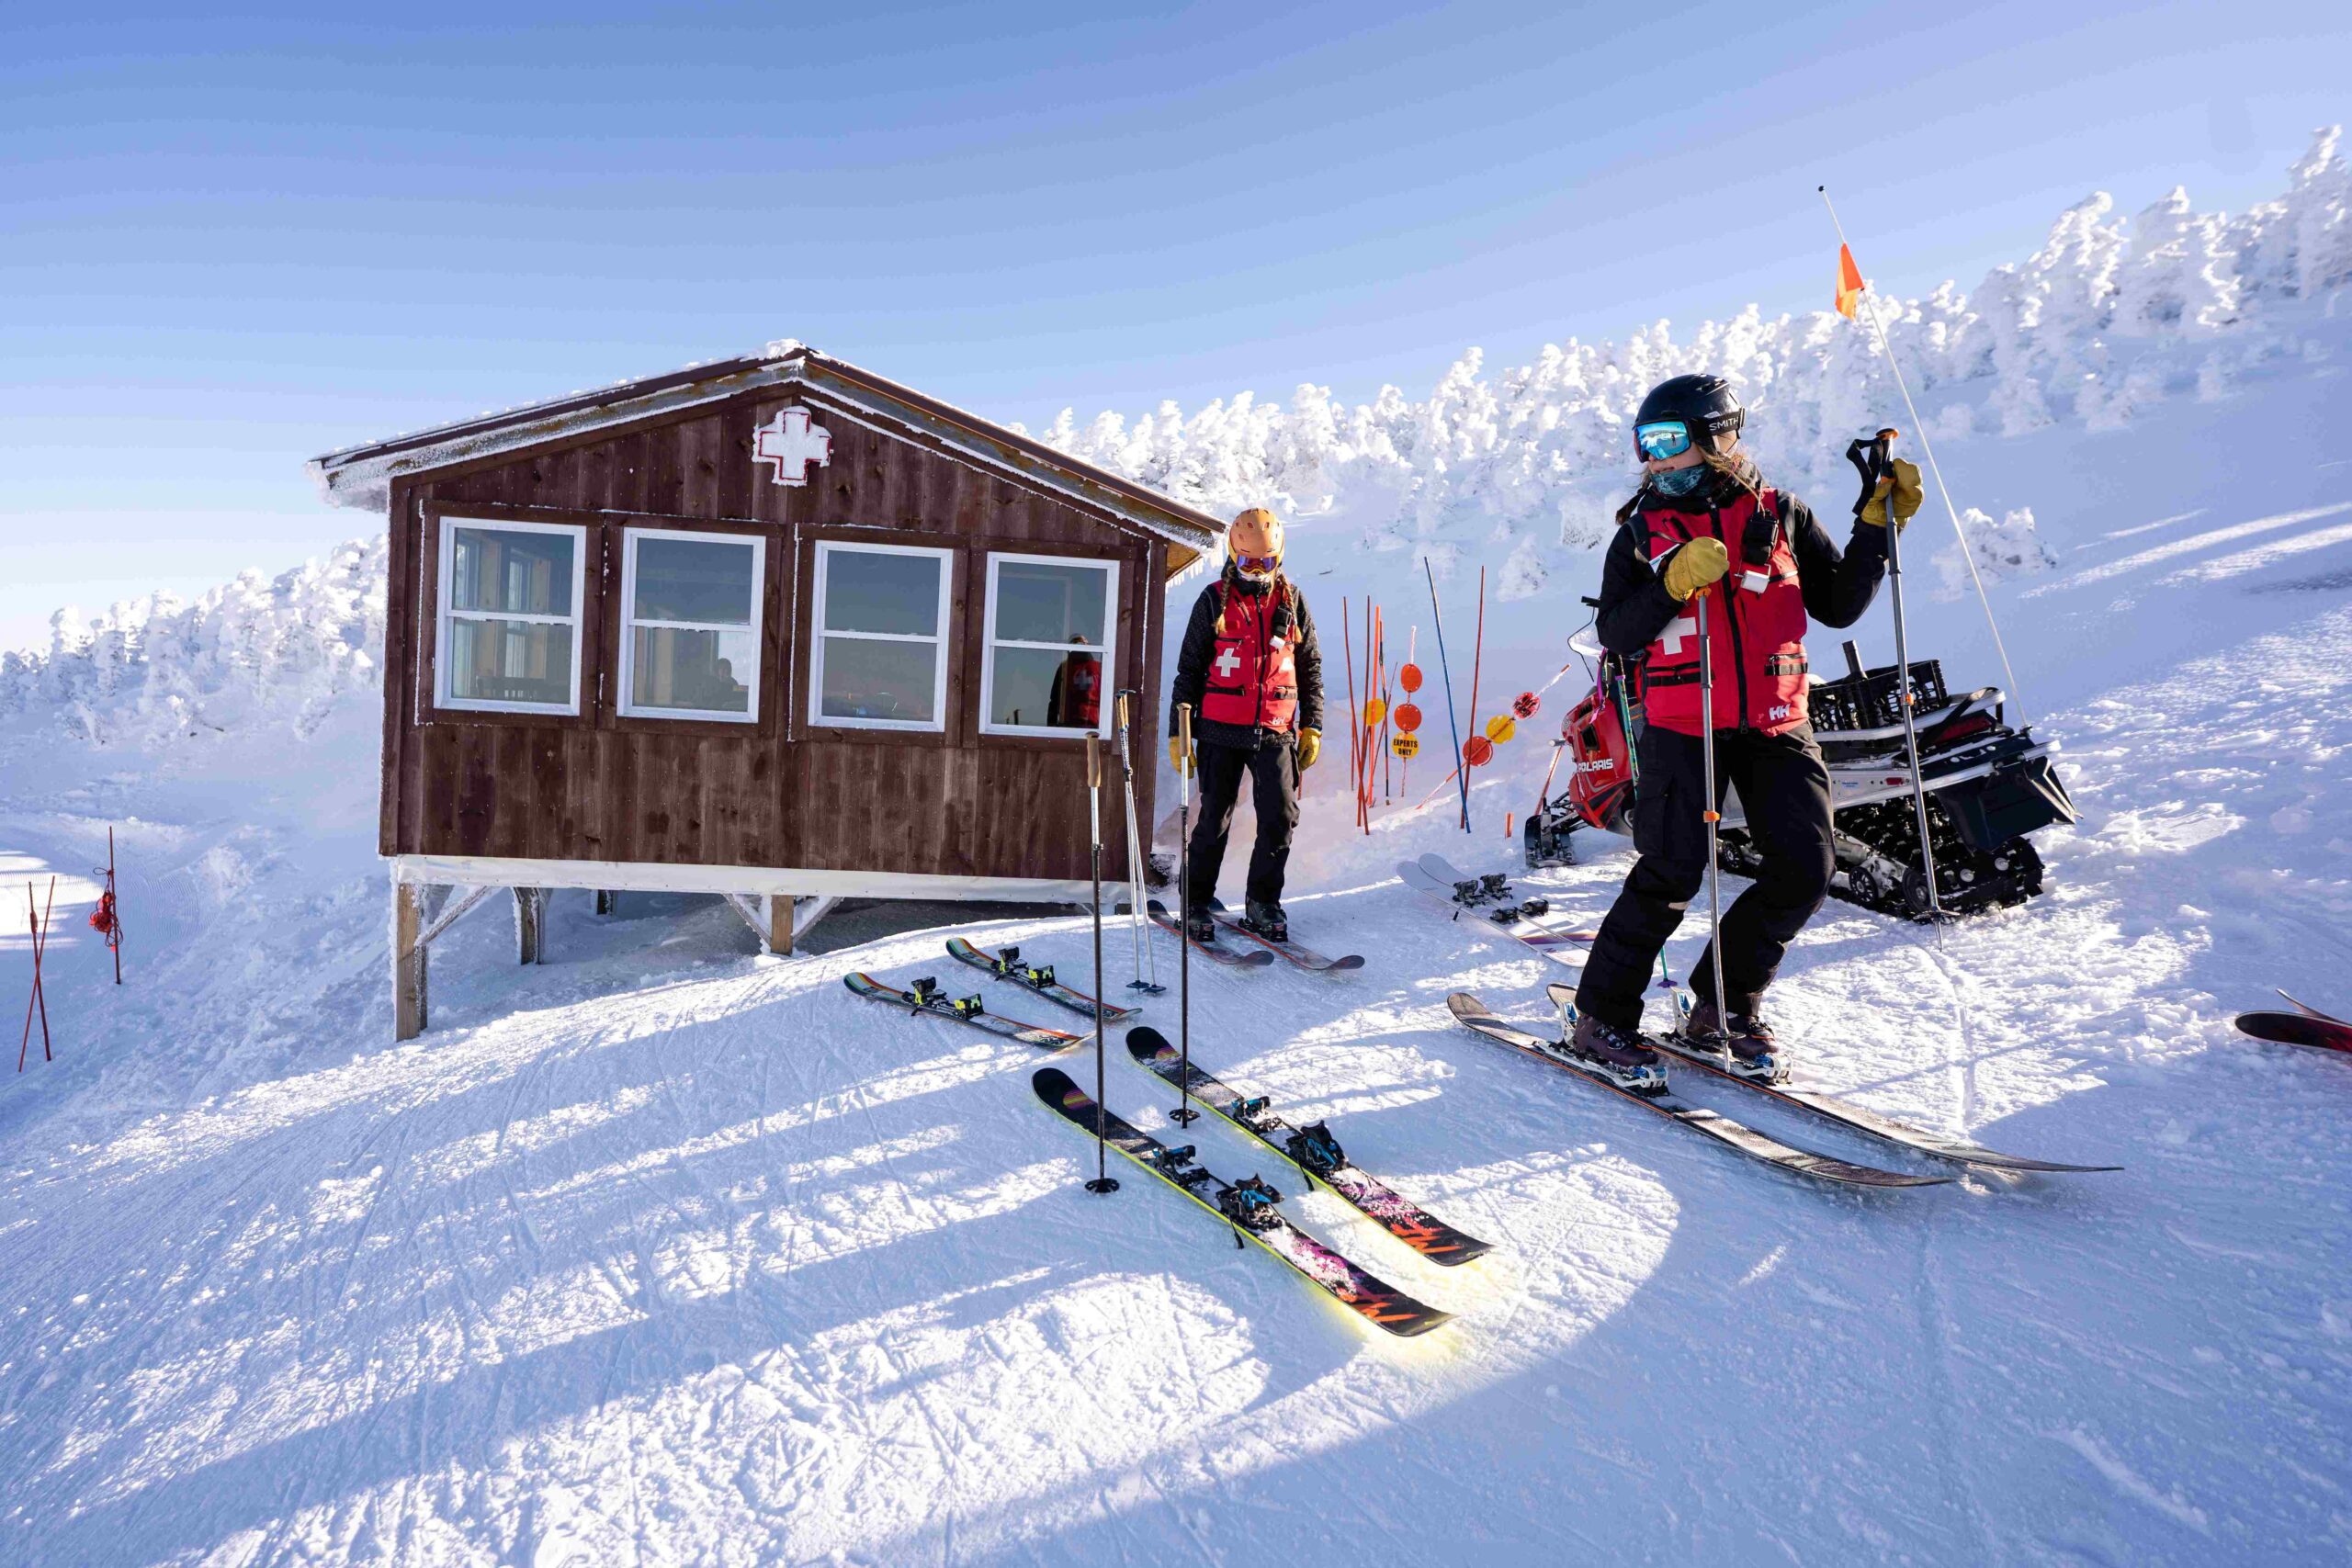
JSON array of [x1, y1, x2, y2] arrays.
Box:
[[1485, 715, 1517, 743], [1391, 734, 1420, 759]]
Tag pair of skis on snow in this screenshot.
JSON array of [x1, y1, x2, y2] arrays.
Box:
[[843, 935, 1150, 1045], [1140, 897, 1364, 973], [847, 960, 1473, 1335], [1401, 853, 2120, 1187]]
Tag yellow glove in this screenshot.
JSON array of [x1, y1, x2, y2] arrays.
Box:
[[1660, 536, 1730, 602], [1168, 734, 1193, 773], [1296, 728, 1321, 769], [1860, 458, 1924, 530]]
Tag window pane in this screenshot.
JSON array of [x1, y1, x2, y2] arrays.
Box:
[[631, 626, 755, 715], [634, 536, 756, 625], [446, 617, 574, 706], [822, 549, 941, 637], [990, 645, 1103, 729], [820, 636, 938, 724], [451, 526, 574, 616], [993, 559, 1108, 646]]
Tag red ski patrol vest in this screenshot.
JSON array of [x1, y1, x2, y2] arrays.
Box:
[[1200, 578, 1300, 733], [1638, 489, 1811, 737], [1054, 649, 1102, 728]]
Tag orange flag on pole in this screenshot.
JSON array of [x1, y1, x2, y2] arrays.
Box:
[[1834, 243, 1865, 319]]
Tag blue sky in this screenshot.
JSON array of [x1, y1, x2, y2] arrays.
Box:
[[4, 0, 2345, 650]]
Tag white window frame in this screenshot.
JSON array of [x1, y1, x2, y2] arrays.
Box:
[[435, 514, 586, 716], [616, 527, 766, 725], [808, 539, 956, 733], [978, 551, 1120, 739]]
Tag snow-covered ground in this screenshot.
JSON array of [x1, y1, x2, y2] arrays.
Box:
[[3, 151, 2351, 1564]]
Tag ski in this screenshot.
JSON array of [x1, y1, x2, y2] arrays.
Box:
[[1204, 898, 1364, 973], [1399, 860, 1589, 964], [1032, 1066, 1452, 1337], [945, 937, 1140, 1023], [1538, 982, 2119, 1173], [2235, 1010, 2352, 1055], [1419, 853, 1599, 942], [1445, 992, 1950, 1190], [844, 971, 1082, 1049], [1125, 1028, 1489, 1265], [1144, 899, 1277, 968]]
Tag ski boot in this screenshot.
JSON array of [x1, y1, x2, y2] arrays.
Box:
[[1680, 999, 1786, 1083], [1216, 1174, 1284, 1234], [1564, 1014, 1668, 1095], [1241, 899, 1289, 944], [1183, 905, 1218, 946]]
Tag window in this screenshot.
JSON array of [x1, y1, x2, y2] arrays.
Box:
[[436, 517, 585, 714], [618, 529, 764, 722], [809, 541, 954, 730], [979, 553, 1118, 737]]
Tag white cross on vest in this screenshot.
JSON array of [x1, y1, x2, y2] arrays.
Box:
[[752, 408, 832, 486], [1657, 605, 1701, 656], [1214, 647, 1242, 679]]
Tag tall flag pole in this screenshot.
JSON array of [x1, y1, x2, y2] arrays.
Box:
[[1821, 186, 2027, 722]]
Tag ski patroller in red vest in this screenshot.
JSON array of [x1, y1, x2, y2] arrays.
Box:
[[1639, 488, 1811, 736], [1201, 577, 1301, 733]]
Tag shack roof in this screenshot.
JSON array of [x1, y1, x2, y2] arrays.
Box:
[[309, 343, 1223, 570]]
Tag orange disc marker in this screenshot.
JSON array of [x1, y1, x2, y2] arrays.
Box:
[[1513, 691, 1540, 719], [1394, 702, 1423, 734], [1464, 736, 1494, 767], [1398, 663, 1423, 694]]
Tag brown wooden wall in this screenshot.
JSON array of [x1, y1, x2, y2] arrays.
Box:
[[379, 389, 1168, 883]]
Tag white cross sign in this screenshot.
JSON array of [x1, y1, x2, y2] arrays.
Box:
[[752, 408, 832, 487], [1657, 606, 1701, 656], [1214, 648, 1242, 679]]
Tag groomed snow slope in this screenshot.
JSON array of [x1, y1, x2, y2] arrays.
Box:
[[5, 208, 2352, 1567]]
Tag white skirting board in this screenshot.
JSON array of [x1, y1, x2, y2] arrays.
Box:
[[389, 853, 1092, 906]]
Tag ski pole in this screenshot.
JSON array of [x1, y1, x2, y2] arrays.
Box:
[[1114, 691, 1163, 992], [1695, 593, 1730, 1043], [1171, 704, 1198, 1126], [1424, 558, 1472, 832], [1847, 431, 1947, 922], [1084, 734, 1118, 1194]]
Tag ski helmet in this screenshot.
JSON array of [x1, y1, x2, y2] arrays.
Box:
[[1633, 374, 1744, 461], [1227, 507, 1284, 577]]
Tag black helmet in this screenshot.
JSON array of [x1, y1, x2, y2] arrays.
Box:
[[1633, 374, 1744, 459]]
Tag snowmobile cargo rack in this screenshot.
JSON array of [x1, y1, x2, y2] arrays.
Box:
[[1815, 644, 1949, 734]]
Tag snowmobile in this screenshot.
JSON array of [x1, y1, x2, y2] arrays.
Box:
[[1525, 625, 2075, 920]]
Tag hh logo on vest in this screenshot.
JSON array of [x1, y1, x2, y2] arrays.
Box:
[[1640, 489, 1810, 737], [1201, 579, 1300, 733]]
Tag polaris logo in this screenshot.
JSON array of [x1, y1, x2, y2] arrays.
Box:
[[1576, 758, 1616, 773]]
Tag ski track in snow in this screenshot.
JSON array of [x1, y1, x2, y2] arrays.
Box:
[[2, 308, 2351, 1567]]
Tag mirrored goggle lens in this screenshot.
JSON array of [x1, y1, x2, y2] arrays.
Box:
[[1235, 553, 1280, 573], [1634, 421, 1692, 460]]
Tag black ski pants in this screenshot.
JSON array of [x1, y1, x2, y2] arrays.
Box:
[[1574, 724, 1836, 1033], [1184, 736, 1300, 910]]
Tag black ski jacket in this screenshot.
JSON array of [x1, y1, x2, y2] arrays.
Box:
[[1170, 570, 1325, 751], [1594, 474, 1888, 664]]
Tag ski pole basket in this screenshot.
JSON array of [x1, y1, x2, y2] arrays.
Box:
[[1813, 646, 1950, 733]]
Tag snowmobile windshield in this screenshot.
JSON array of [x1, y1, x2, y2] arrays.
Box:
[[1635, 420, 1693, 460]]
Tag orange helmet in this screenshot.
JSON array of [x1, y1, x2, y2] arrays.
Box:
[[1228, 507, 1284, 578]]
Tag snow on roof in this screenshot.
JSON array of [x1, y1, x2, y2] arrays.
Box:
[[307, 345, 1224, 557]]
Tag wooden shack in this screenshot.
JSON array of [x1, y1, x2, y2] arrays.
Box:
[[311, 344, 1221, 1038]]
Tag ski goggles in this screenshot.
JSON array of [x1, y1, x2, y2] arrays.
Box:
[[1233, 552, 1281, 574], [1634, 420, 1694, 461]]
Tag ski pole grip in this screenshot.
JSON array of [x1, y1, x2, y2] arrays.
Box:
[[1177, 703, 1193, 773], [1087, 732, 1102, 788], [1116, 691, 1129, 730]]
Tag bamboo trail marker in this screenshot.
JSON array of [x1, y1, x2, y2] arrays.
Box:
[[18, 877, 55, 1071]]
